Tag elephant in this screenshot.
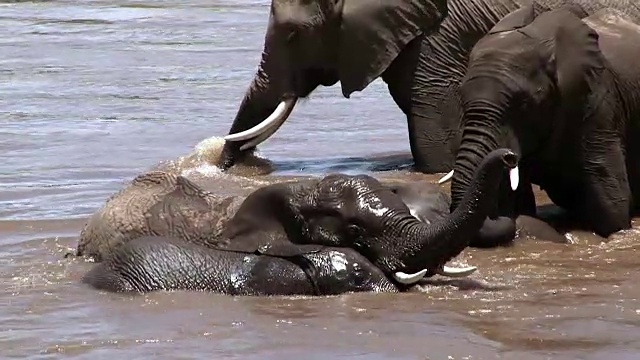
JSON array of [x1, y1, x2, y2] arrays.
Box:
[[75, 171, 246, 262], [440, 5, 640, 246], [78, 148, 522, 295], [82, 236, 399, 295], [217, 0, 640, 174]]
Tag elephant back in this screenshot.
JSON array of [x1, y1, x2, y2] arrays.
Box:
[[76, 171, 243, 261]]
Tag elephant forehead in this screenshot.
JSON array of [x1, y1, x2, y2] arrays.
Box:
[[315, 174, 407, 215], [354, 193, 392, 217], [272, 1, 327, 27], [472, 32, 537, 64]]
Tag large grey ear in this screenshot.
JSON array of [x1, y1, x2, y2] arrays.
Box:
[[488, 3, 549, 35], [552, 11, 605, 111], [338, 0, 448, 98]]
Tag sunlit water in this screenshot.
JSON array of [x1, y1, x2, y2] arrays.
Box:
[[1, 1, 639, 359]]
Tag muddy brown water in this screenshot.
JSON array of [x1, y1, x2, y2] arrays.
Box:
[[1, 1, 639, 359]]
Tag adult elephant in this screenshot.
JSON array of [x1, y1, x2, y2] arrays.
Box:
[[218, 0, 639, 174], [441, 5, 640, 246], [79, 149, 522, 295]]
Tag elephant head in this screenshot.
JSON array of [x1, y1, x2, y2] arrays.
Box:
[[78, 148, 519, 285], [217, 0, 448, 169], [219, 148, 520, 284], [76, 171, 246, 261], [441, 5, 606, 246]]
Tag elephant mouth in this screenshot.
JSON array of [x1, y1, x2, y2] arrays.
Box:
[[392, 263, 478, 285]]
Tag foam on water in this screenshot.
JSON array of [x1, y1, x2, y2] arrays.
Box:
[[156, 136, 276, 179]]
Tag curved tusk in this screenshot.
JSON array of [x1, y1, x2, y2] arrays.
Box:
[[438, 170, 454, 184], [393, 268, 429, 285], [509, 166, 519, 191], [436, 265, 477, 278], [224, 98, 297, 142], [239, 104, 292, 151]]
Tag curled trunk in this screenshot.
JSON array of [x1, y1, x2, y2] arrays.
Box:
[[383, 148, 515, 276]]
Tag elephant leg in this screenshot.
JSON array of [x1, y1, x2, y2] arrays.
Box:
[[82, 236, 247, 294], [382, 35, 459, 174], [82, 236, 316, 295], [580, 139, 632, 237]]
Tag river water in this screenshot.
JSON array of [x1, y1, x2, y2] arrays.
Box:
[[1, 1, 639, 359]]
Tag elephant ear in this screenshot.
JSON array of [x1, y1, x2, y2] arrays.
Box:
[[488, 3, 549, 35], [338, 0, 447, 98], [551, 10, 605, 113]]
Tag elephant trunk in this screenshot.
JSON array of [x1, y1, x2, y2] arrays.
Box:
[[440, 95, 521, 247], [218, 32, 298, 170], [450, 99, 504, 211], [386, 149, 517, 282]]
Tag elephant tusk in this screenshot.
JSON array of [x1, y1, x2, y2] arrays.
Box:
[[438, 170, 454, 184], [439, 167, 519, 190], [239, 111, 288, 151], [224, 98, 297, 142], [393, 268, 429, 285], [436, 265, 477, 278], [509, 166, 519, 191]]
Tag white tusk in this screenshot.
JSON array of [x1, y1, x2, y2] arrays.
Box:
[[393, 268, 429, 285], [509, 165, 519, 191], [438, 170, 454, 184], [239, 107, 289, 151], [224, 98, 297, 142], [436, 265, 477, 278]]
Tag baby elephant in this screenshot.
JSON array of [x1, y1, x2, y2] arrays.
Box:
[[82, 236, 397, 295]]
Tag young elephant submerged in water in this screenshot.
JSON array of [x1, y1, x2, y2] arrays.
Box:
[[81, 149, 521, 295]]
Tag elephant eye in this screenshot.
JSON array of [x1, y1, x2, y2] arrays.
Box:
[[287, 30, 298, 43], [346, 224, 364, 238]]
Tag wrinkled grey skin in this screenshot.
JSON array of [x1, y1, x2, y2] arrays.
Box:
[[515, 215, 568, 243], [390, 181, 561, 241], [82, 236, 397, 295], [76, 171, 246, 262], [79, 149, 520, 295], [218, 0, 639, 174], [449, 6, 640, 246]]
